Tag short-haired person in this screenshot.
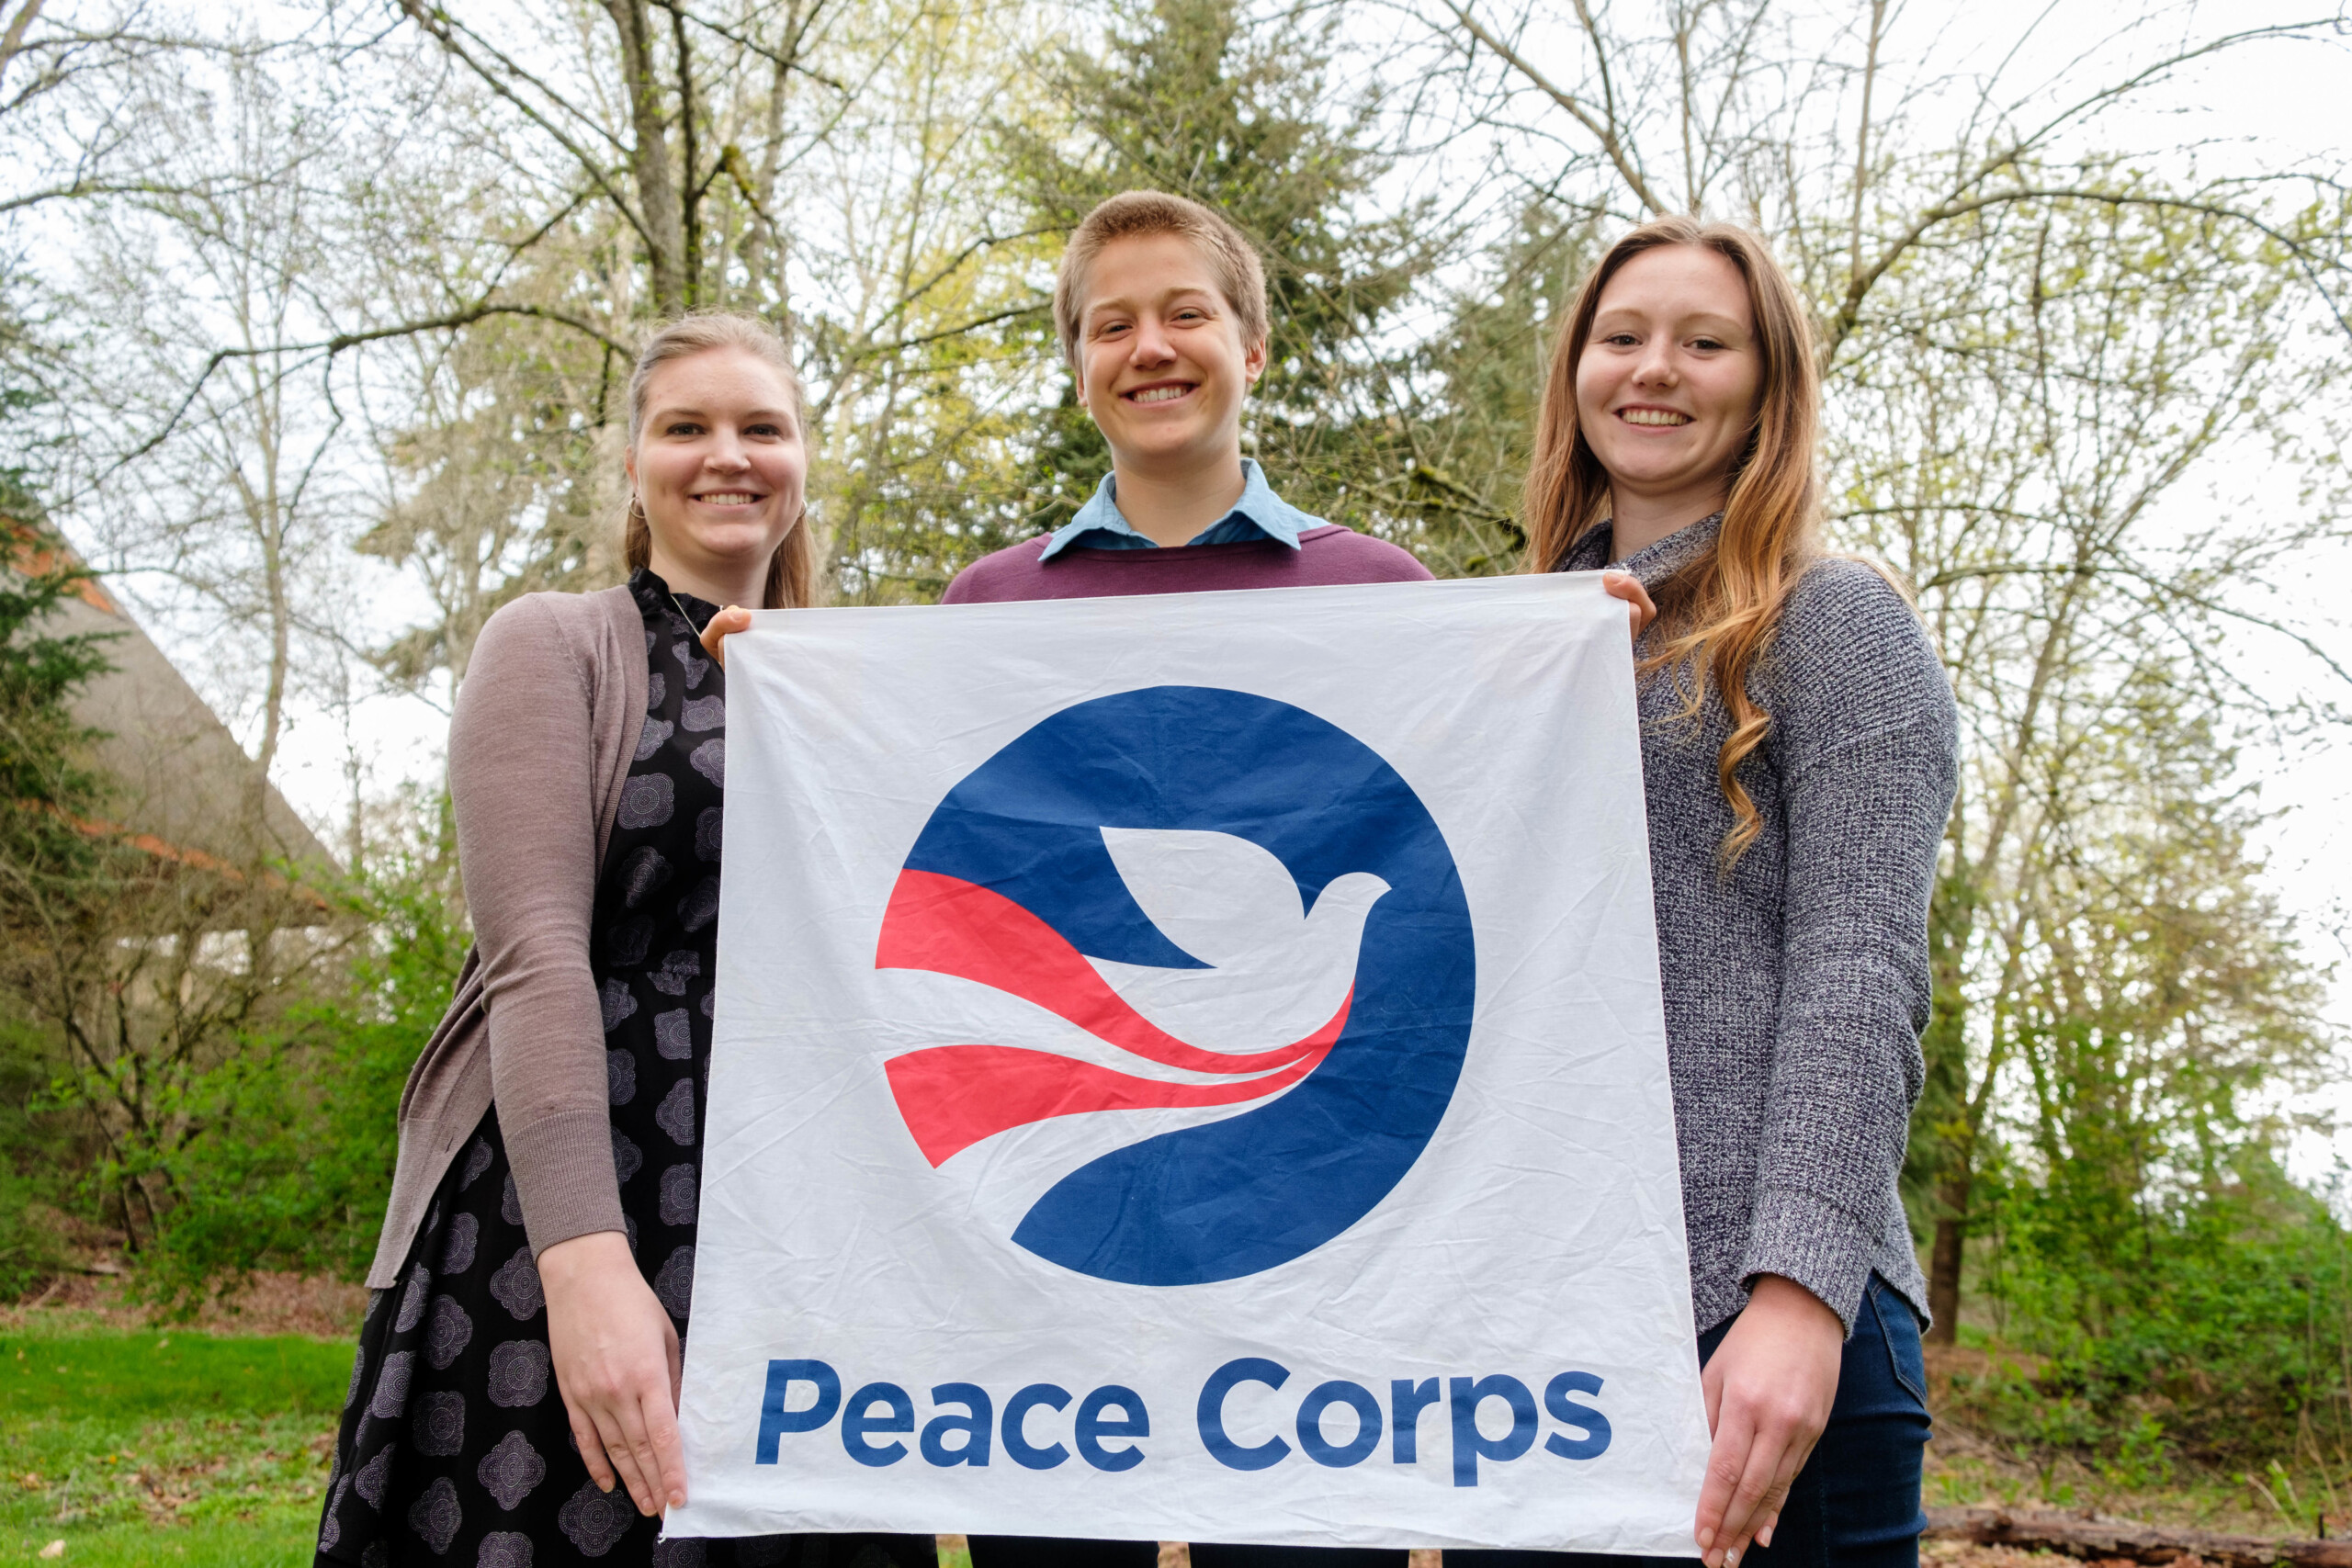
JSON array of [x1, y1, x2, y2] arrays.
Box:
[[318, 314, 934, 1568], [944, 188, 1428, 599], [955, 188, 1434, 1563], [1453, 221, 1957, 1568]]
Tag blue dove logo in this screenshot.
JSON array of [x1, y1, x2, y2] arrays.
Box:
[[877, 685, 1476, 1286]]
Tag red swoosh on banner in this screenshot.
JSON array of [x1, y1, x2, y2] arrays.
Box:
[[876, 869, 1316, 1074], [884, 996, 1350, 1168], [874, 868, 1351, 1165]]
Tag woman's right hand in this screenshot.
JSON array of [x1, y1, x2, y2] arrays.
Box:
[[1600, 570, 1658, 639], [699, 604, 752, 669], [538, 1231, 686, 1516]]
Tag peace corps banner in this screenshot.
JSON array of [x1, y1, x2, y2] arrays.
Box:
[[668, 575, 1711, 1551]]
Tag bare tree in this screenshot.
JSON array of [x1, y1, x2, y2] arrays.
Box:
[[0, 1, 236, 215], [336, 0, 1054, 642], [65, 48, 354, 831]]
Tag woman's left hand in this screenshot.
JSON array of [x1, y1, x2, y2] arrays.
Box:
[[537, 1231, 688, 1517], [1693, 1274, 1843, 1567], [1600, 570, 1657, 639], [698, 605, 752, 669]]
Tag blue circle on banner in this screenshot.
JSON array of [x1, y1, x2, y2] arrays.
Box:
[[883, 685, 1476, 1285]]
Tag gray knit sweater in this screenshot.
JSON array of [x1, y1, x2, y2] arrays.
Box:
[[1565, 514, 1957, 1336]]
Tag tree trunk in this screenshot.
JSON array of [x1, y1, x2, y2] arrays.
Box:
[[671, 4, 700, 309], [1915, 866, 1977, 1344], [250, 539, 289, 846], [605, 0, 684, 313], [1925, 1508, 2352, 1568], [1927, 1168, 1968, 1342]]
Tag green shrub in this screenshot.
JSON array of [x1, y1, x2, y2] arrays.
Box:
[[1956, 1156, 2352, 1469], [0, 1006, 82, 1302], [131, 823, 467, 1309], [0, 1167, 65, 1299]]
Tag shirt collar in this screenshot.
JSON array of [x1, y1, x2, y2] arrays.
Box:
[[627, 565, 719, 634], [1036, 458, 1314, 560], [1560, 512, 1725, 591]]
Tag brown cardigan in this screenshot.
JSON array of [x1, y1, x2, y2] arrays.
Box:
[[365, 585, 649, 1289]]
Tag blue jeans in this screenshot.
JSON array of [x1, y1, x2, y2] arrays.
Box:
[[1457, 1275, 1931, 1568], [971, 1277, 1929, 1568]]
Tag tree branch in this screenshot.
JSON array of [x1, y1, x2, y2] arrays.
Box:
[[1826, 185, 2352, 359], [650, 0, 846, 92], [0, 0, 46, 91], [857, 299, 1049, 357], [394, 1, 655, 250], [0, 176, 218, 215], [1446, 1, 1668, 216], [97, 303, 632, 495]]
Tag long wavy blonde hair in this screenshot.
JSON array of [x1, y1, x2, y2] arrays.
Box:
[[623, 312, 816, 610], [1522, 217, 1823, 863]]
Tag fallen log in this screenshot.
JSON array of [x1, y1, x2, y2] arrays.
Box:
[[1925, 1506, 2352, 1568]]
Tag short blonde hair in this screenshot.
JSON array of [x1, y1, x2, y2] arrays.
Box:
[[1053, 191, 1270, 371], [623, 311, 815, 610]]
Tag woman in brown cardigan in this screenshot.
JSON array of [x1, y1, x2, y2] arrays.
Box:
[[317, 314, 935, 1568]]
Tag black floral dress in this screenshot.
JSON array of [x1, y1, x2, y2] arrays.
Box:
[[318, 570, 936, 1568]]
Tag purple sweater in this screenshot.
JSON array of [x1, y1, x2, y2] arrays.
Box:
[[941, 524, 1432, 602]]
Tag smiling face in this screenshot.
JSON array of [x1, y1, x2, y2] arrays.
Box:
[[626, 345, 807, 602], [1073, 231, 1267, 478], [1574, 243, 1762, 529]]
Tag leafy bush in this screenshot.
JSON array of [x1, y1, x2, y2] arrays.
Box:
[[0, 991, 82, 1302], [0, 1167, 66, 1299], [1952, 1156, 2352, 1469], [130, 819, 468, 1309], [2, 534, 465, 1305], [0, 542, 120, 1299]]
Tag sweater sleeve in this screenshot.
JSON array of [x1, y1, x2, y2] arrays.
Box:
[[1737, 561, 1957, 1331], [449, 595, 627, 1259]]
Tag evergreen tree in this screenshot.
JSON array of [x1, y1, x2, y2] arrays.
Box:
[[1001, 0, 1439, 536], [0, 519, 119, 909], [1402, 202, 1597, 575], [0, 511, 120, 1298]]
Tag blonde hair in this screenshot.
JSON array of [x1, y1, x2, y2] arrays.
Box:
[[1523, 218, 1824, 863], [1053, 191, 1269, 371], [624, 311, 815, 610]]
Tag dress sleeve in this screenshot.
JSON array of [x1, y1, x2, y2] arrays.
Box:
[[449, 595, 627, 1259], [1736, 561, 1958, 1332]]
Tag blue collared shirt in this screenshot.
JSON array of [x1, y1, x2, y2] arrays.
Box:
[[1036, 459, 1320, 560]]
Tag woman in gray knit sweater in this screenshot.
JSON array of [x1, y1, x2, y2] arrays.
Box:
[[1458, 222, 1959, 1568]]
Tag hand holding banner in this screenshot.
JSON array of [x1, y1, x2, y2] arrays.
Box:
[[669, 573, 1711, 1551]]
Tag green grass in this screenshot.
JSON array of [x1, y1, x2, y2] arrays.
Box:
[[0, 1323, 983, 1566], [0, 1323, 346, 1565]]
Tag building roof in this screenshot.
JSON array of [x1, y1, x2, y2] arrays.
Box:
[[15, 536, 335, 874]]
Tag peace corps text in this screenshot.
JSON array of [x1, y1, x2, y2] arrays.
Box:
[[753, 1357, 1614, 1487]]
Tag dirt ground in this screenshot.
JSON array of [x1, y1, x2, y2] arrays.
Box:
[[0, 1266, 368, 1339], [1924, 1544, 2102, 1568]]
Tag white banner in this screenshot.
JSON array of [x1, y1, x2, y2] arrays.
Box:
[[669, 574, 1710, 1552]]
